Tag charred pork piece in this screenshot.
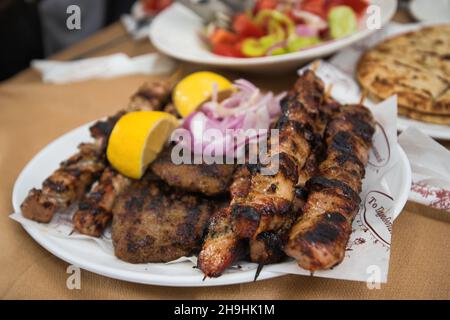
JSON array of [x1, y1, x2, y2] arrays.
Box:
[[72, 167, 131, 236], [21, 143, 105, 223], [197, 208, 247, 277], [128, 81, 171, 111], [197, 165, 250, 277], [285, 104, 375, 271], [112, 173, 216, 263], [151, 145, 236, 196]]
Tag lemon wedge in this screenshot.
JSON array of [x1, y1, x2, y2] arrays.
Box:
[[173, 71, 233, 118], [106, 111, 178, 179]]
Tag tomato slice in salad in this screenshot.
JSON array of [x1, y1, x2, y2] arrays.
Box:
[[212, 42, 244, 58], [142, 0, 172, 14], [254, 0, 278, 11], [233, 14, 265, 38], [210, 29, 239, 46], [299, 0, 368, 18]]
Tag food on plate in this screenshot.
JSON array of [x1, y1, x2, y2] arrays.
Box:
[[112, 172, 220, 263], [357, 24, 450, 124], [198, 166, 250, 277], [73, 167, 132, 237], [285, 104, 375, 270], [20, 143, 106, 223], [198, 68, 333, 276], [20, 65, 377, 276], [151, 145, 236, 196], [106, 110, 179, 179], [142, 0, 173, 15], [204, 0, 367, 58], [72, 82, 174, 236], [398, 105, 450, 125], [173, 71, 233, 117]]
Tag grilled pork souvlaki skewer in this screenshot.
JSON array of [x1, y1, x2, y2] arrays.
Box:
[[248, 88, 341, 266], [233, 70, 328, 263], [20, 81, 171, 224], [247, 89, 354, 270], [198, 69, 328, 277], [72, 82, 173, 236], [285, 104, 375, 271]]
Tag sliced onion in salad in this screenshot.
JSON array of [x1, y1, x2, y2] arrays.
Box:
[[180, 79, 285, 157]]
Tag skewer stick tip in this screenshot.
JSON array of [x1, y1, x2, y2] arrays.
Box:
[[324, 83, 333, 100], [167, 64, 184, 88], [359, 89, 367, 105], [310, 60, 321, 72], [254, 263, 264, 282]]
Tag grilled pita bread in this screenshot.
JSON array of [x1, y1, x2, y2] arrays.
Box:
[[357, 24, 450, 124]]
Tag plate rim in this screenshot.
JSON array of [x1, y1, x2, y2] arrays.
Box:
[[12, 122, 411, 287], [149, 0, 397, 67]]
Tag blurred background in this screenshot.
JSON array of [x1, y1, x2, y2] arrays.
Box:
[[0, 0, 174, 81]]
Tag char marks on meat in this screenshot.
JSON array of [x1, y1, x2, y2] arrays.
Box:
[[151, 145, 236, 196], [285, 104, 375, 271], [21, 143, 105, 223], [112, 173, 219, 263]]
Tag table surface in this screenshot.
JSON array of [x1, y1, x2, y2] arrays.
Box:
[[0, 9, 449, 299]]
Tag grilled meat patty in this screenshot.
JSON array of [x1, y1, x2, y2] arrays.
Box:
[[112, 173, 220, 263], [151, 145, 236, 196], [285, 104, 375, 271]]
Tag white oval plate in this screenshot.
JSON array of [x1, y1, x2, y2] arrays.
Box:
[[409, 0, 450, 23], [149, 1, 397, 72], [13, 121, 411, 287]]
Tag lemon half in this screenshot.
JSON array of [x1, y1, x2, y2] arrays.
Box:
[[107, 111, 178, 179], [173, 71, 233, 118]]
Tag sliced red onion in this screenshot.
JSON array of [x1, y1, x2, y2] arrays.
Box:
[[296, 24, 318, 37], [292, 10, 327, 30], [181, 78, 285, 156]]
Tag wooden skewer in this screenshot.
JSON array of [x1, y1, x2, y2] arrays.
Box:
[[167, 64, 184, 88], [324, 83, 333, 101], [359, 89, 367, 105], [310, 60, 321, 72]]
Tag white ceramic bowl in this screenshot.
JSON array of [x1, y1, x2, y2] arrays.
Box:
[[149, 0, 397, 72]]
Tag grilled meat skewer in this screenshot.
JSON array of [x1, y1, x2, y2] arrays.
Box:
[[285, 104, 375, 271], [72, 167, 131, 236], [234, 70, 328, 266], [21, 143, 106, 222], [198, 70, 328, 276], [248, 94, 341, 265], [197, 165, 250, 276], [21, 81, 171, 224]]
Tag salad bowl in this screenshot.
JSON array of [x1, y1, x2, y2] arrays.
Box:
[[149, 0, 397, 73]]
